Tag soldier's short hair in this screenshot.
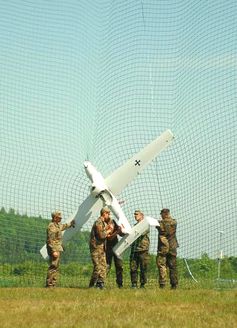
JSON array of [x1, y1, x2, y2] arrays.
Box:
[[100, 206, 110, 215], [134, 209, 143, 215], [51, 210, 62, 219], [160, 208, 170, 215]]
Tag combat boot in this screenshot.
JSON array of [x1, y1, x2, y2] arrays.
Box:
[[89, 283, 95, 288], [89, 278, 96, 288], [96, 282, 104, 290]]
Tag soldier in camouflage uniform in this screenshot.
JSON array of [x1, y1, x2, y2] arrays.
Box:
[[89, 206, 112, 289], [156, 208, 179, 289], [46, 210, 75, 288], [130, 210, 150, 288], [106, 217, 124, 288]]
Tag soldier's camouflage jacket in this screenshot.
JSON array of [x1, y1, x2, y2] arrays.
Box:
[[46, 221, 72, 252], [157, 216, 179, 256], [131, 221, 150, 252], [90, 217, 107, 251]]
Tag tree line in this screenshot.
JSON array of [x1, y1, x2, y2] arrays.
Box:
[[0, 207, 237, 281], [0, 207, 90, 264]]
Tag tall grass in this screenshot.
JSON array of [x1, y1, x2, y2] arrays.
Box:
[[0, 287, 236, 328]]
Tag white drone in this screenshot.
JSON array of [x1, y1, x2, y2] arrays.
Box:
[[40, 129, 174, 259]]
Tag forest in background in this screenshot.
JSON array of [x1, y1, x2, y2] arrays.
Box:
[[0, 208, 237, 288]]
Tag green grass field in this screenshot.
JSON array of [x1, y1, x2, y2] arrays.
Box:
[[0, 287, 236, 328]]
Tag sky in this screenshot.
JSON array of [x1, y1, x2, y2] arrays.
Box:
[[0, 0, 236, 258]]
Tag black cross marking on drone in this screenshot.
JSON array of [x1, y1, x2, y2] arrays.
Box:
[[135, 159, 141, 166]]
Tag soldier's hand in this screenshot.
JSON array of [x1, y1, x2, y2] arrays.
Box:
[[52, 251, 59, 258], [106, 228, 113, 236], [71, 219, 76, 228], [107, 232, 114, 240], [106, 223, 113, 231]]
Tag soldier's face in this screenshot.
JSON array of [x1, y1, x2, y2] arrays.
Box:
[[55, 216, 62, 223], [161, 212, 169, 219], [102, 211, 110, 223], [134, 212, 143, 222]]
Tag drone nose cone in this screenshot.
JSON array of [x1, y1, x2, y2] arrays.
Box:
[[84, 161, 89, 168]]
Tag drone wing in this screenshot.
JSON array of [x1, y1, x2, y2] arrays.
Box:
[[40, 194, 103, 259], [113, 216, 159, 258], [63, 195, 103, 242], [105, 129, 174, 195], [113, 218, 150, 259]]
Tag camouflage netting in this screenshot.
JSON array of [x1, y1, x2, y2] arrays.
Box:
[[0, 1, 236, 288]]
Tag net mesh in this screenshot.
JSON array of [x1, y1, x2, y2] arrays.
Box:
[[0, 0, 236, 288]]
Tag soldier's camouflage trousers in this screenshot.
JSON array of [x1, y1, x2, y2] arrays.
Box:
[[106, 246, 123, 287], [46, 253, 60, 287], [156, 253, 178, 288], [130, 250, 149, 286], [89, 248, 107, 287]]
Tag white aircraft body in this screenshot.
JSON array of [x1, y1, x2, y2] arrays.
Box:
[[40, 129, 174, 259], [113, 216, 160, 259], [84, 161, 132, 233]]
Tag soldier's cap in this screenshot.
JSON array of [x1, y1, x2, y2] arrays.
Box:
[[134, 209, 143, 215], [51, 210, 62, 219], [160, 208, 170, 215], [100, 206, 110, 215]]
